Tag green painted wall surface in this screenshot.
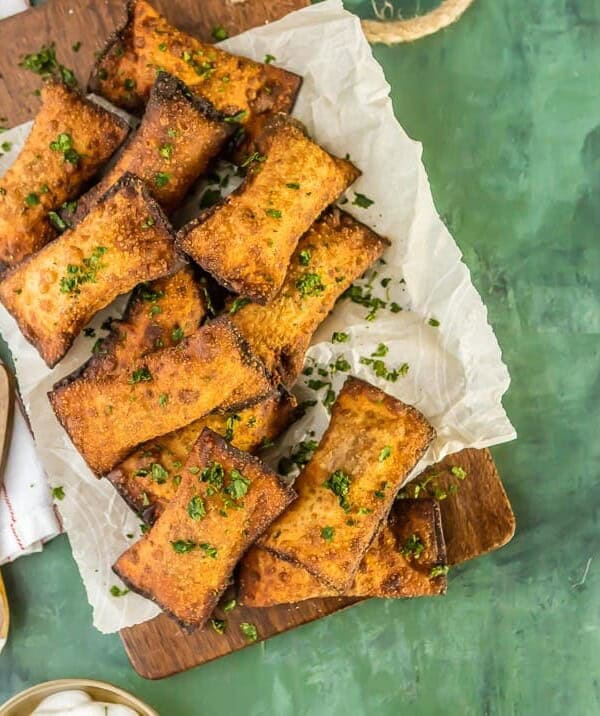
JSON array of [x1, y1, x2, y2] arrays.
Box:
[[1, 1, 599, 714]]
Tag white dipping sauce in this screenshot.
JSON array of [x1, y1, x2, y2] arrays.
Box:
[[31, 689, 140, 715]]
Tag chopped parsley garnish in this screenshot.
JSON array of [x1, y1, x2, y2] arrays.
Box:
[[296, 272, 325, 297], [240, 622, 258, 642], [229, 297, 250, 314], [352, 192, 374, 209], [401, 534, 425, 559], [158, 42, 167, 52], [49, 132, 80, 165], [379, 446, 391, 462], [25, 192, 40, 207], [390, 302, 402, 313], [372, 343, 388, 357], [154, 172, 171, 187], [187, 496, 206, 521], [224, 414, 241, 442], [171, 540, 196, 553], [286, 182, 300, 189], [150, 462, 168, 484], [124, 78, 136, 91], [200, 543, 218, 559], [222, 599, 237, 613], [201, 461, 225, 490], [298, 249, 312, 266], [265, 208, 282, 219], [360, 356, 409, 382], [430, 565, 449, 578], [240, 151, 266, 168], [451, 466, 467, 480], [428, 318, 440, 327], [333, 356, 351, 372], [48, 211, 68, 232], [72, 41, 81, 52], [19, 43, 77, 87], [332, 331, 348, 343], [225, 110, 248, 124], [110, 585, 129, 597], [199, 187, 221, 209], [225, 469, 250, 500], [210, 618, 226, 634], [129, 367, 152, 384], [212, 25, 229, 41], [1, 141, 12, 152], [59, 246, 107, 294], [159, 143, 173, 160], [51, 485, 65, 500], [264, 54, 276, 64], [182, 50, 216, 78], [278, 439, 318, 475], [140, 285, 164, 302], [323, 469, 352, 511], [321, 526, 334, 542], [171, 326, 184, 343]]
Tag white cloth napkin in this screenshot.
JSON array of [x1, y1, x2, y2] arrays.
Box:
[[0, 1, 30, 20], [0, 0, 58, 564], [0, 402, 61, 565]]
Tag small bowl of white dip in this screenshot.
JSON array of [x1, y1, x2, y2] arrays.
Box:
[[0, 680, 158, 716]]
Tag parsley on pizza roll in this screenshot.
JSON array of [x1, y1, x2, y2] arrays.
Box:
[[0, 81, 128, 269], [0, 173, 177, 367]]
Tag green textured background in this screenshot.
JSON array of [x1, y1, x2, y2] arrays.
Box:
[[2, 0, 600, 713]]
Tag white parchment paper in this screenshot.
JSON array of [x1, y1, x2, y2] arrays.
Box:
[[0, 0, 515, 632]]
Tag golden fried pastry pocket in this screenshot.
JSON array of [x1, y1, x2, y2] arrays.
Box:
[[108, 390, 297, 521], [258, 377, 435, 592], [78, 266, 209, 381], [0, 81, 128, 268], [76, 73, 233, 219], [49, 316, 274, 475], [240, 499, 447, 606], [177, 116, 360, 303], [0, 174, 177, 367], [230, 208, 389, 386], [113, 428, 296, 631], [89, 0, 301, 145]]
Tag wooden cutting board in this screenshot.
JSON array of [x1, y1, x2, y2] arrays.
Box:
[[0, 0, 515, 680]]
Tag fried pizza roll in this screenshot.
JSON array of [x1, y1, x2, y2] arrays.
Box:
[[177, 116, 360, 303], [113, 428, 296, 631], [0, 174, 177, 367], [49, 317, 274, 475], [77, 266, 209, 381], [107, 390, 297, 521], [230, 208, 389, 386], [76, 73, 234, 219], [89, 0, 301, 145], [0, 81, 128, 269], [258, 377, 435, 592], [240, 499, 447, 606]]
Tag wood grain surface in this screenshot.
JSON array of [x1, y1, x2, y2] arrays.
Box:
[[0, 0, 310, 126], [121, 446, 515, 679], [0, 0, 515, 681]]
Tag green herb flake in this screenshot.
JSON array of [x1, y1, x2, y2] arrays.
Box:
[[225, 110, 248, 124], [124, 78, 136, 91], [24, 192, 39, 207], [430, 565, 449, 578], [428, 318, 440, 327], [171, 540, 196, 553], [211, 25, 229, 41], [265, 208, 282, 219], [154, 171, 171, 187], [199, 187, 221, 209], [229, 297, 250, 315], [110, 585, 129, 597], [321, 526, 334, 542], [200, 542, 218, 559], [224, 414, 241, 442], [296, 272, 325, 298], [298, 249, 312, 266], [187, 495, 206, 521], [1, 141, 12, 152], [210, 618, 226, 634], [159, 143, 173, 160], [51, 485, 65, 500], [226, 468, 250, 500], [222, 599, 237, 613], [401, 534, 425, 560], [286, 182, 300, 189], [240, 151, 266, 168], [150, 462, 169, 484], [129, 367, 152, 384], [390, 302, 402, 313], [141, 216, 155, 230], [240, 622, 258, 642], [372, 343, 388, 357], [200, 461, 224, 489], [171, 326, 184, 343], [59, 246, 107, 294], [48, 211, 68, 232], [332, 331, 348, 343], [352, 192, 374, 209], [264, 54, 276, 64], [333, 356, 351, 372], [323, 469, 352, 511], [72, 41, 82, 52], [158, 42, 167, 52], [378, 446, 391, 462], [19, 43, 77, 88], [451, 466, 467, 480]]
